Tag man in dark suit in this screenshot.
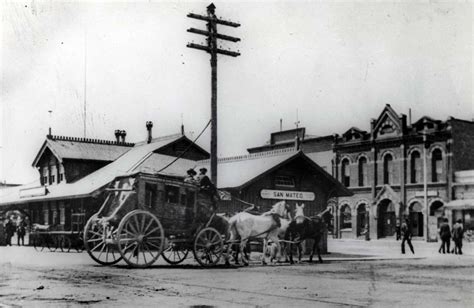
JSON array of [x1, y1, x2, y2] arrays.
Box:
[[438, 217, 451, 254], [401, 218, 415, 254], [452, 219, 464, 255]]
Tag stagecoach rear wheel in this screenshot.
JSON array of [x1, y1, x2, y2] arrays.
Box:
[[117, 210, 165, 268], [84, 214, 122, 265], [161, 243, 189, 265], [193, 227, 223, 267], [33, 233, 45, 252]]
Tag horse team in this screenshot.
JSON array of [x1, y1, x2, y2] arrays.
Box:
[[219, 201, 327, 266]]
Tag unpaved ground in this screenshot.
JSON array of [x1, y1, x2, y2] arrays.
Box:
[[1, 246, 473, 307]]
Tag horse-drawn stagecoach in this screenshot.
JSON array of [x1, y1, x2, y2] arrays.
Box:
[[83, 172, 227, 268]]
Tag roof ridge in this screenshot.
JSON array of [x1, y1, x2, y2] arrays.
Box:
[[199, 148, 298, 164], [133, 133, 183, 146], [48, 135, 135, 146]]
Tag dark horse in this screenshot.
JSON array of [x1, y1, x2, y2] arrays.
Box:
[[285, 204, 332, 264]]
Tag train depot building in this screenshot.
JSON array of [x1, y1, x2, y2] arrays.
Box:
[[0, 124, 350, 247], [248, 105, 474, 241]]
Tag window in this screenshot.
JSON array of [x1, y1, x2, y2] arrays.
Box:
[[410, 151, 421, 184], [383, 154, 393, 185], [358, 157, 367, 187], [275, 175, 295, 188], [42, 167, 48, 186], [186, 189, 195, 208], [59, 164, 65, 183], [432, 149, 443, 182], [341, 205, 352, 229], [145, 183, 157, 208], [341, 159, 350, 187], [164, 185, 180, 204], [50, 175, 55, 185]]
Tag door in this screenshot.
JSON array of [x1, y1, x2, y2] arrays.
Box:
[[378, 200, 396, 238]]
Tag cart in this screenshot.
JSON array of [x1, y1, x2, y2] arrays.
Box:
[[83, 172, 225, 268]]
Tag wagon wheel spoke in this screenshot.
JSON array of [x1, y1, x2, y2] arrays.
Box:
[[143, 218, 154, 235], [144, 226, 162, 237], [142, 242, 156, 259]]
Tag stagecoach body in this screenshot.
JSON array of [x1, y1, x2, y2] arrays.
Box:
[[84, 172, 224, 268]]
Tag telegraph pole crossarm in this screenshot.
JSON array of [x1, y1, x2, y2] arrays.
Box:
[[186, 3, 241, 187]]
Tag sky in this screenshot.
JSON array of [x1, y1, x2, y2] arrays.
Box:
[[1, 0, 473, 184]]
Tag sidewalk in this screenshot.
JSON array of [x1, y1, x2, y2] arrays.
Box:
[[327, 237, 474, 261]]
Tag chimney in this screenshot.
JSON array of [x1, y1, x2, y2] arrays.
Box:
[[121, 130, 127, 143], [409, 108, 412, 127], [280, 118, 282, 132], [146, 121, 153, 144], [181, 124, 185, 136], [114, 130, 121, 143]]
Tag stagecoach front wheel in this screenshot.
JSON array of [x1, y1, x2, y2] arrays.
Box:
[[84, 214, 122, 265], [117, 210, 165, 268], [193, 227, 223, 267], [161, 243, 189, 265]]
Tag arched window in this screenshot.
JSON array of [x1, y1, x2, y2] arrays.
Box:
[[383, 154, 393, 185], [341, 205, 352, 229], [410, 151, 421, 184], [431, 149, 443, 182], [357, 204, 367, 236], [358, 157, 368, 187], [341, 159, 350, 187]]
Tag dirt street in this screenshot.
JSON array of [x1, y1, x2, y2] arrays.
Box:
[[1, 245, 473, 307]]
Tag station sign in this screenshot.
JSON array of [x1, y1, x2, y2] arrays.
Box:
[[260, 189, 315, 201]]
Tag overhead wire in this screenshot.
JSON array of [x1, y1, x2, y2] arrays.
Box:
[[155, 119, 211, 174]]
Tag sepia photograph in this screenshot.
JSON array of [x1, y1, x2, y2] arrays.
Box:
[[0, 0, 473, 307]]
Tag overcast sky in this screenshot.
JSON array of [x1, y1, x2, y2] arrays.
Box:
[[1, 0, 472, 184]]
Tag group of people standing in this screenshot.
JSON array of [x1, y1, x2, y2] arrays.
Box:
[[3, 217, 27, 246], [439, 218, 464, 255], [400, 217, 465, 255]]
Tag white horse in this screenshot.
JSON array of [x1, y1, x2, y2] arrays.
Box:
[[227, 200, 291, 265]]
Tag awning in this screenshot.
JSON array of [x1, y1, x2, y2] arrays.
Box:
[[443, 199, 474, 210]]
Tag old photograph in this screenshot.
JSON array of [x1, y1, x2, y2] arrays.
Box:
[[1, 0, 473, 307]]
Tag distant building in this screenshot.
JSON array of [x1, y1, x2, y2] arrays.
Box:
[[445, 170, 474, 233], [0, 125, 210, 231], [248, 104, 474, 241]]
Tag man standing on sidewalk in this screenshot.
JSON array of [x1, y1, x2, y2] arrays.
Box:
[[401, 218, 415, 254], [438, 217, 451, 254], [452, 219, 464, 255]]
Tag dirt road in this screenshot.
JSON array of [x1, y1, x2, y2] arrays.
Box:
[[1, 246, 473, 307]]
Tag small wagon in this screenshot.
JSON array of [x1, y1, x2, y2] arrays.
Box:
[[83, 172, 225, 268]]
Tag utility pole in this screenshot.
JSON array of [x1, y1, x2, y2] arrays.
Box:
[[187, 3, 241, 186]]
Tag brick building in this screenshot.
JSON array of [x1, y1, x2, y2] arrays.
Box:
[[248, 105, 474, 241]]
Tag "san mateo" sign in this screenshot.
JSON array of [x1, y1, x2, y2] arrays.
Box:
[[260, 189, 315, 201]]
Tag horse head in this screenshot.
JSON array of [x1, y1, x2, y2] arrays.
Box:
[[294, 203, 305, 224], [271, 200, 291, 219]]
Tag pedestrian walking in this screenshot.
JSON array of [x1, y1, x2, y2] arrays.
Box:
[[401, 218, 415, 254], [451, 219, 464, 255], [5, 219, 15, 246], [16, 218, 26, 246], [438, 217, 451, 254]]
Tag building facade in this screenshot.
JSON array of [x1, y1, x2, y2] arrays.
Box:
[[248, 105, 474, 241]]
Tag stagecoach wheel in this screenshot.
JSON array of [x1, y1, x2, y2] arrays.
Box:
[[161, 244, 189, 265], [117, 210, 165, 268], [61, 237, 72, 253], [84, 214, 122, 265], [193, 227, 223, 267], [33, 234, 45, 252], [48, 235, 58, 252]]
